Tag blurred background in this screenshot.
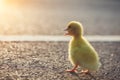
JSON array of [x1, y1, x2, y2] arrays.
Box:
[[0, 0, 120, 35]]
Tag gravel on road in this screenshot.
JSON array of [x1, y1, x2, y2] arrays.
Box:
[[0, 41, 119, 80]]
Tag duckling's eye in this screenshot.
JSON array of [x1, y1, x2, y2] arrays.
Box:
[[68, 26, 71, 28]]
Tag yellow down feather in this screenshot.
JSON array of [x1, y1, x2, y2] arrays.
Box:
[[65, 21, 101, 71]]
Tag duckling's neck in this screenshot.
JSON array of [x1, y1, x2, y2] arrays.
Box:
[[70, 35, 83, 47], [72, 34, 82, 40]]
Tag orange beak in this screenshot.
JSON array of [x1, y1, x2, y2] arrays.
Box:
[[64, 28, 69, 35]]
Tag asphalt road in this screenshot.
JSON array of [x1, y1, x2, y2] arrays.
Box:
[[0, 0, 120, 35], [0, 41, 119, 80]]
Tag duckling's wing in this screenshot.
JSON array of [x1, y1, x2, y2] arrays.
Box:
[[78, 43, 101, 71]]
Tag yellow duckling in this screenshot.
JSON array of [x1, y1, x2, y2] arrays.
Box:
[[65, 21, 101, 73]]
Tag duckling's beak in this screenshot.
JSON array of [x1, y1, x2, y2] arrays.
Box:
[[64, 28, 69, 31], [64, 28, 69, 35]]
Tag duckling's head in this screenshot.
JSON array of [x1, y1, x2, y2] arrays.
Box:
[[64, 21, 83, 37]]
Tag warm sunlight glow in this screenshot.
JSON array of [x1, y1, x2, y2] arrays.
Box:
[[0, 0, 6, 10], [0, 0, 37, 35], [0, 0, 4, 4]]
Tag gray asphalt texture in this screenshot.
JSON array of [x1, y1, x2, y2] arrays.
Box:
[[0, 0, 120, 35], [0, 41, 119, 80]]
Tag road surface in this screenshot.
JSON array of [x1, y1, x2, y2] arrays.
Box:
[[0, 41, 119, 80]]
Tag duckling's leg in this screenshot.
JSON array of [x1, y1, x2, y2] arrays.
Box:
[[66, 64, 78, 72]]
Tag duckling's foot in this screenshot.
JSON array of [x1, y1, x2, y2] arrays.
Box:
[[66, 65, 78, 72], [81, 69, 89, 74], [66, 69, 77, 72]]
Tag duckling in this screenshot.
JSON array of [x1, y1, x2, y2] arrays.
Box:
[[64, 21, 101, 73]]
